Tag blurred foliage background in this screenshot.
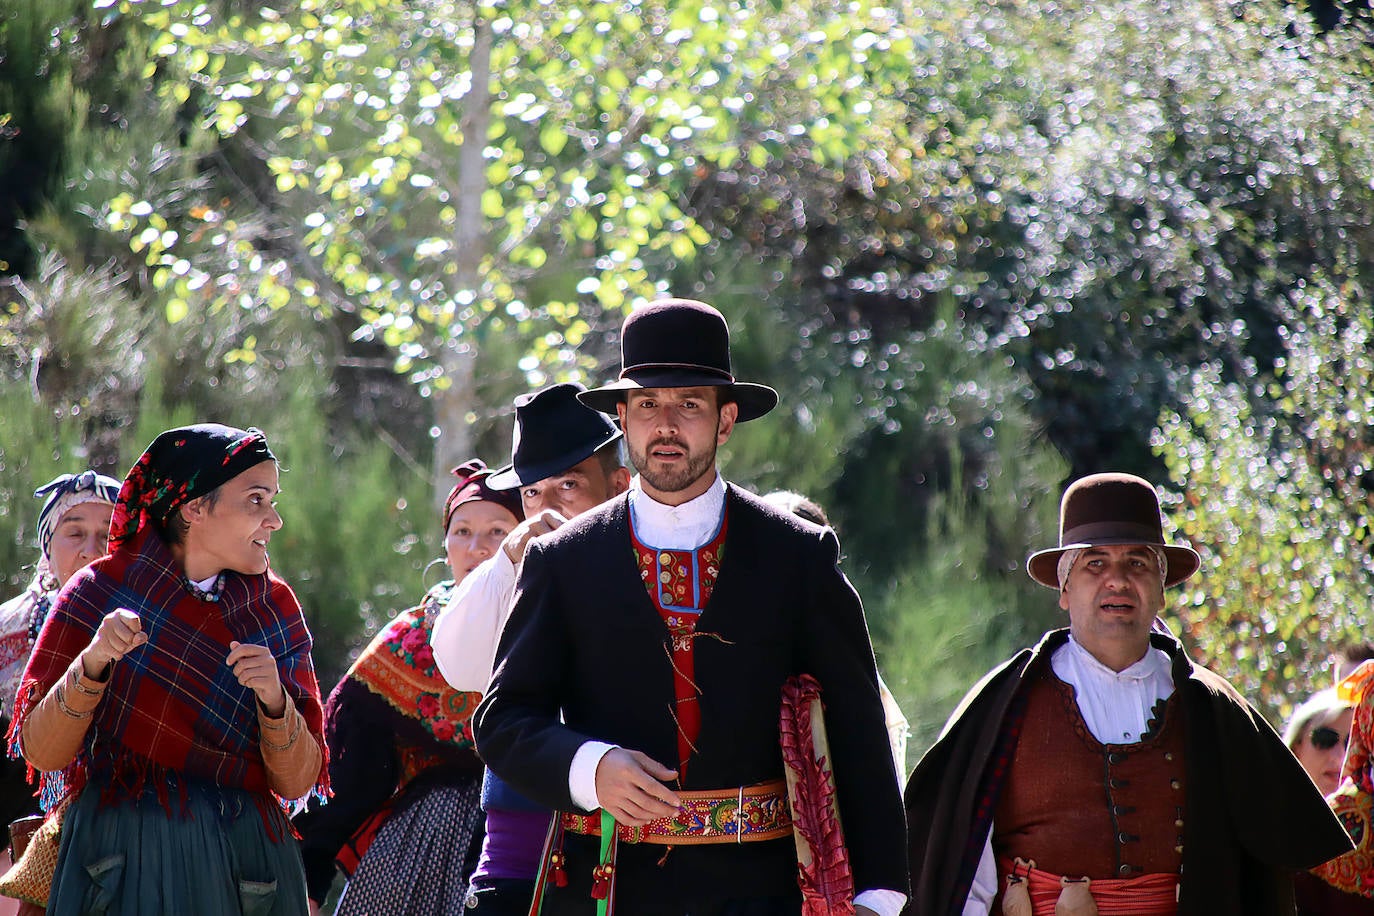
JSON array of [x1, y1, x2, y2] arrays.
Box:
[[2, 0, 1373, 768]]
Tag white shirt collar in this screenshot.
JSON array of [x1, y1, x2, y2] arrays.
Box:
[[1063, 632, 1172, 683], [627, 473, 726, 550], [192, 573, 220, 592], [1052, 633, 1175, 745]]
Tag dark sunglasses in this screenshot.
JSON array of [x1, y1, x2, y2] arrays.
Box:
[[1311, 726, 1350, 751]]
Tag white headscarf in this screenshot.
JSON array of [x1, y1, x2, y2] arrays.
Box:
[[1056, 545, 1168, 591], [32, 470, 121, 585]]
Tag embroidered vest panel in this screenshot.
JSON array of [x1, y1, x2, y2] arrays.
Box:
[[994, 664, 1187, 880], [631, 513, 728, 775]]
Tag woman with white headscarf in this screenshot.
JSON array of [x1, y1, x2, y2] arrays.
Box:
[[0, 470, 120, 912]]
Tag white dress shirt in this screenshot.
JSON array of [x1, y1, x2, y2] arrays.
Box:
[[963, 635, 1175, 914], [430, 550, 519, 691]]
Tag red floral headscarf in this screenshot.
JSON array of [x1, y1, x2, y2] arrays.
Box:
[[443, 459, 523, 533]]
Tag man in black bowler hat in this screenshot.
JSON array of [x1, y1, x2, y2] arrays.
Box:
[[431, 381, 630, 914], [474, 299, 909, 915], [904, 472, 1351, 915]]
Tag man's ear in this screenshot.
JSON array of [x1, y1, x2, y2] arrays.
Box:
[[717, 401, 739, 445], [610, 466, 632, 496]]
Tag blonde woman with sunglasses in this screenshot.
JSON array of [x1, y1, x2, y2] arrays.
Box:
[[1286, 688, 1355, 797]]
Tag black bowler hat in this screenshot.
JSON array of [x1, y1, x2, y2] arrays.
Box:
[[577, 298, 778, 422], [1026, 472, 1201, 589], [487, 383, 623, 490]]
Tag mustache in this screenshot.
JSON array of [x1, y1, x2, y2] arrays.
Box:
[[648, 438, 689, 451]]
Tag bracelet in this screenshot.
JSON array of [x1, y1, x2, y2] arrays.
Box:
[[259, 706, 292, 730], [55, 686, 93, 720], [261, 712, 303, 751], [68, 667, 106, 697]]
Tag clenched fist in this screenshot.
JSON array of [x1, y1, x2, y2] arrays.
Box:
[[81, 609, 147, 679], [226, 641, 286, 717], [501, 509, 568, 565]]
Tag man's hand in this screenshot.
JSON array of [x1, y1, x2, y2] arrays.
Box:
[[226, 641, 286, 717], [501, 509, 568, 565], [593, 748, 680, 826], [81, 609, 147, 679]]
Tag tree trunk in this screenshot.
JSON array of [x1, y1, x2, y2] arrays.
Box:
[[432, 17, 493, 511]]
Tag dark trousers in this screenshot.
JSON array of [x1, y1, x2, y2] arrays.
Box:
[[467, 878, 538, 915]]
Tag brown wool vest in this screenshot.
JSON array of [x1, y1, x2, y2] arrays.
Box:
[[993, 663, 1187, 880]]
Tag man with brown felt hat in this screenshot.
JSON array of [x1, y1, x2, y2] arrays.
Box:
[[904, 472, 1352, 915], [474, 299, 908, 915]]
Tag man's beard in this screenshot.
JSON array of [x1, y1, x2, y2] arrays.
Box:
[[631, 437, 717, 494]]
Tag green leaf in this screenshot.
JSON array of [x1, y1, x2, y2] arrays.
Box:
[[540, 123, 568, 156]]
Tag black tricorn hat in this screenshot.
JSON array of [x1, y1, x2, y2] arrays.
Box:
[[487, 382, 623, 490], [577, 298, 778, 422], [1026, 472, 1201, 589]]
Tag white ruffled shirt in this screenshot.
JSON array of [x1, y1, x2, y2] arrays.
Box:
[[430, 549, 519, 692], [962, 635, 1175, 914]]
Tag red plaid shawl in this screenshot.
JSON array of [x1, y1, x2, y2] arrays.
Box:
[[10, 526, 328, 812]]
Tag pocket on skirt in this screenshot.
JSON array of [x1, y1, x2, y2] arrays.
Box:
[[82, 854, 125, 916], [238, 878, 279, 916]]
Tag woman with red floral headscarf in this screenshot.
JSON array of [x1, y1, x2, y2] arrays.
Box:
[[294, 460, 522, 915], [7, 424, 328, 916]]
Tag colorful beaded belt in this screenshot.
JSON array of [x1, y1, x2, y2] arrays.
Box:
[[561, 778, 793, 845]]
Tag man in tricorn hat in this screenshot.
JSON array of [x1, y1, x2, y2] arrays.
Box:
[[904, 472, 1351, 915], [431, 381, 630, 914], [474, 299, 908, 914]]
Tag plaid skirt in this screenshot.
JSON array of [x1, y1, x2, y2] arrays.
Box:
[[334, 777, 484, 916], [47, 780, 308, 916]]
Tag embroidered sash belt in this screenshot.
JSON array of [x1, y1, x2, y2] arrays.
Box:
[[561, 779, 792, 845]]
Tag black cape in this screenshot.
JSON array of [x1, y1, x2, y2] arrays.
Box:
[[905, 628, 1353, 915]]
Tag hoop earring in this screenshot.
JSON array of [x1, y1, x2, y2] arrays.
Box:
[[422, 556, 450, 589]]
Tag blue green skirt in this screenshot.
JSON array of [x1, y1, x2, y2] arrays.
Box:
[[47, 781, 308, 916]]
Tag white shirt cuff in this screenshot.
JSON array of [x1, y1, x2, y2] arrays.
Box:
[[568, 740, 617, 812], [855, 889, 907, 916], [962, 830, 997, 915]]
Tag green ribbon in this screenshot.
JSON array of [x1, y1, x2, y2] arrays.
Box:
[[597, 809, 616, 916]]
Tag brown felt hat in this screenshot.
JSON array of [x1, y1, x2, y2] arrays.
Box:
[[1026, 472, 1201, 589], [578, 298, 778, 422]]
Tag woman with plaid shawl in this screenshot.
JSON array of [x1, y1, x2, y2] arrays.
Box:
[[8, 424, 329, 916]]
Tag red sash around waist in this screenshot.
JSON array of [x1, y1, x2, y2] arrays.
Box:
[[1002, 858, 1178, 916]]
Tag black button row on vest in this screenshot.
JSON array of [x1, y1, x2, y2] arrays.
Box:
[[1107, 751, 1127, 765]]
